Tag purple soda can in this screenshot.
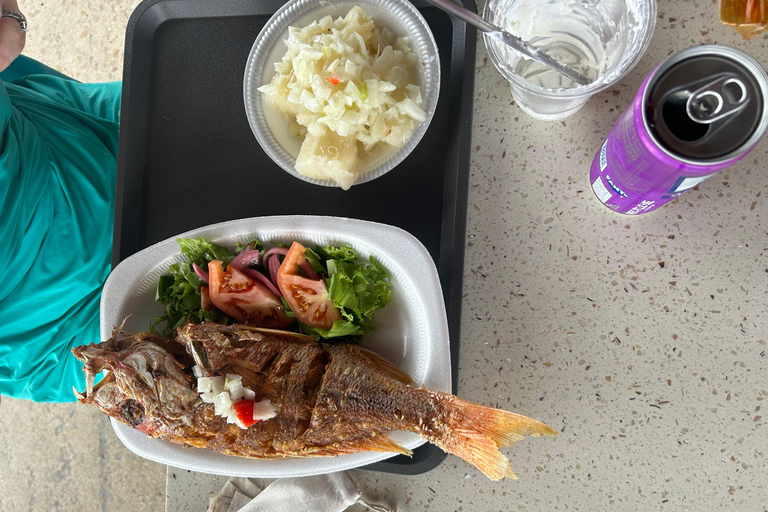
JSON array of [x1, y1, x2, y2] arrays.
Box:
[[590, 45, 768, 215]]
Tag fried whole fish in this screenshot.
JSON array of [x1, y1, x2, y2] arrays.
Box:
[[73, 322, 556, 480]]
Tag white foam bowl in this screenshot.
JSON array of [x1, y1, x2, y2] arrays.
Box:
[[243, 0, 440, 188], [100, 216, 451, 477]]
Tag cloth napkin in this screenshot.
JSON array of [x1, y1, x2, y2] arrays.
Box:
[[208, 472, 397, 512]]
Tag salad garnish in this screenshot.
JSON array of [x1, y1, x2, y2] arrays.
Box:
[[153, 237, 393, 342]]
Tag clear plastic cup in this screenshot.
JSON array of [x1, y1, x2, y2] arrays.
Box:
[[483, 0, 656, 120]]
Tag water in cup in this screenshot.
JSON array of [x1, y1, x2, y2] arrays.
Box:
[[483, 0, 655, 120], [508, 3, 608, 91]]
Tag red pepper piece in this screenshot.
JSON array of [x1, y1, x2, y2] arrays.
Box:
[[232, 400, 260, 428]]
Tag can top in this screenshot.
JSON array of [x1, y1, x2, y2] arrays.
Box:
[[644, 45, 768, 162]]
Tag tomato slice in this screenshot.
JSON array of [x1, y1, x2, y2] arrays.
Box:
[[277, 242, 342, 330], [232, 400, 259, 428], [208, 260, 294, 328]]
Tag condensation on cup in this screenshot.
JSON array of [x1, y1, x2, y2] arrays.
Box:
[[589, 45, 768, 215]]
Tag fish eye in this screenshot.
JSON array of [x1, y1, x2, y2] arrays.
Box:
[[120, 399, 146, 427]]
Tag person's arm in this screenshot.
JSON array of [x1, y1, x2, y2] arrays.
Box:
[[0, 0, 25, 72]]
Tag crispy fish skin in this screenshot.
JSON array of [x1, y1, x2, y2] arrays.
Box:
[[74, 322, 556, 480]]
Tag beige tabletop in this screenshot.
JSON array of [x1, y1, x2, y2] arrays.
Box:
[[1, 0, 767, 511]]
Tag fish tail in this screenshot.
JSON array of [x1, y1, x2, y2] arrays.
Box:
[[434, 397, 557, 481]]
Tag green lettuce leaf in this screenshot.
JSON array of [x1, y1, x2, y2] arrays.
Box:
[[176, 237, 237, 269], [304, 248, 393, 341]]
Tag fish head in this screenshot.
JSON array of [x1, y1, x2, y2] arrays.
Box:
[[72, 330, 200, 435]]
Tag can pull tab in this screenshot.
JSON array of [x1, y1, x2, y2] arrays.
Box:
[[686, 75, 749, 124]]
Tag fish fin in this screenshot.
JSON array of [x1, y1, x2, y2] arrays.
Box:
[[437, 427, 517, 481], [460, 400, 558, 448], [234, 325, 315, 342], [227, 361, 266, 390], [352, 434, 413, 456], [314, 434, 413, 457], [355, 346, 413, 385], [179, 436, 216, 449], [433, 398, 557, 481]]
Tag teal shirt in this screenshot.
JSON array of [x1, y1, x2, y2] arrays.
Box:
[[0, 56, 120, 402]]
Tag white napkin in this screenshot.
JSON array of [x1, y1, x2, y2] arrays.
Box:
[[208, 472, 396, 512], [208, 477, 262, 512]]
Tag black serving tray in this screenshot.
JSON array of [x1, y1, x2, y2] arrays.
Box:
[[115, 0, 476, 475]]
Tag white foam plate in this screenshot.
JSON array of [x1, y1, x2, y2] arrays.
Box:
[[100, 215, 451, 477]]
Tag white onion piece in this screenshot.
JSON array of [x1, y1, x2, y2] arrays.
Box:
[[224, 374, 241, 388], [197, 377, 212, 394], [213, 391, 232, 416], [195, 374, 271, 429], [253, 399, 277, 421], [229, 381, 245, 401], [210, 376, 225, 395]]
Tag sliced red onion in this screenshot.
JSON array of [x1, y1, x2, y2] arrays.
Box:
[[229, 249, 261, 271], [262, 247, 289, 262], [193, 263, 209, 284], [266, 254, 280, 289], [300, 260, 319, 280], [241, 268, 282, 297], [263, 247, 289, 282]]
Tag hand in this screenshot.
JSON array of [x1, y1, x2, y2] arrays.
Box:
[[0, 1, 26, 73]]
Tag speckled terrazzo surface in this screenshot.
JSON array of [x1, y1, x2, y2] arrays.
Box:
[[20, 0, 142, 82], [1, 0, 767, 511]]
